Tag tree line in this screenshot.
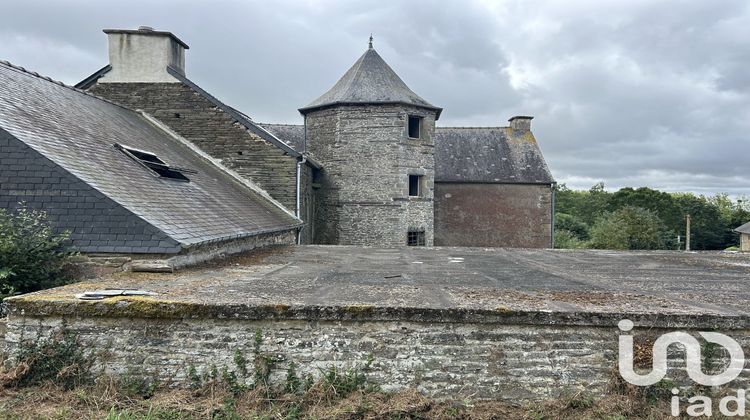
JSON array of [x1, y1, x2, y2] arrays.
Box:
[[554, 183, 750, 250]]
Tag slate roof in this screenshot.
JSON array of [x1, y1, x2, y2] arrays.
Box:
[[435, 127, 555, 184], [258, 123, 305, 153], [75, 64, 315, 162], [735, 222, 750, 235], [299, 47, 442, 118], [0, 61, 301, 251]]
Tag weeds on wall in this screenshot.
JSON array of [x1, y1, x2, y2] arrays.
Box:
[[0, 330, 94, 389]]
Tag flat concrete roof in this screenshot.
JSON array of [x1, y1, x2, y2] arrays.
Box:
[[7, 246, 750, 329]]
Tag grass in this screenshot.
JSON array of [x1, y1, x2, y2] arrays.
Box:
[[0, 379, 684, 419]]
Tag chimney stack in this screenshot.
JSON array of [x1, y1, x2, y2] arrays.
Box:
[[509, 116, 533, 131], [99, 27, 189, 83]]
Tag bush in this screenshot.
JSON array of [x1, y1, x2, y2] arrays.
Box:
[[589, 206, 668, 250], [555, 213, 590, 241], [554, 229, 587, 249], [0, 205, 73, 296]]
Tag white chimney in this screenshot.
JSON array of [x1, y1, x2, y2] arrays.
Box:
[[99, 27, 189, 83], [509, 115, 533, 131]]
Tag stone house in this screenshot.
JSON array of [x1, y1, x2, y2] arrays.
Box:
[[287, 37, 556, 247], [0, 26, 555, 259], [434, 122, 555, 248], [0, 60, 300, 269], [736, 222, 750, 252], [76, 28, 321, 244]]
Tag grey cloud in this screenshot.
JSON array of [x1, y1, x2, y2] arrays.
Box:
[[0, 0, 748, 196]]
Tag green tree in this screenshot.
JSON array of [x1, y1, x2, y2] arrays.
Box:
[[672, 194, 724, 250], [0, 205, 73, 296], [555, 213, 589, 241], [708, 194, 750, 248], [589, 206, 668, 250], [608, 187, 682, 233], [555, 183, 611, 226], [554, 229, 587, 249]]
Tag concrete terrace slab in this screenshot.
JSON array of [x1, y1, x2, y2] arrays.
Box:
[[7, 246, 750, 329]]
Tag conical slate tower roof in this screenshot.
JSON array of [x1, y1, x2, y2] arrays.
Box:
[[299, 43, 442, 118]]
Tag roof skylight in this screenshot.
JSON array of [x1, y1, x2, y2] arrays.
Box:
[[115, 143, 194, 182]]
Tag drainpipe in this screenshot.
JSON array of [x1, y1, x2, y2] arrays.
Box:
[[296, 155, 307, 245], [551, 183, 557, 249]]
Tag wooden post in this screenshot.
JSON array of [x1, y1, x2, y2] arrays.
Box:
[[685, 214, 691, 251]]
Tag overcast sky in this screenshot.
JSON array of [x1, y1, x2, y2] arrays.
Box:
[[1, 0, 749, 196]]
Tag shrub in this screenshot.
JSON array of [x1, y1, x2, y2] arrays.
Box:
[[554, 229, 587, 249], [555, 213, 590, 241], [0, 205, 73, 296], [589, 206, 668, 250], [0, 330, 94, 389]]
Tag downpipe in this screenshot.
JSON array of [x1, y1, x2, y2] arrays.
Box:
[[295, 155, 307, 245]]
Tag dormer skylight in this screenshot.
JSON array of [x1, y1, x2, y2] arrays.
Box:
[[115, 143, 194, 182]]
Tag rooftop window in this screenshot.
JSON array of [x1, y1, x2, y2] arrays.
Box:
[[115, 143, 194, 182]]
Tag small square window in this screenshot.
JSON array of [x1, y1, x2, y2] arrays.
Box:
[[408, 175, 421, 197], [408, 115, 421, 138], [407, 229, 426, 246]]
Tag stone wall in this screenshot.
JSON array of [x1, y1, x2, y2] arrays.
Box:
[[434, 183, 553, 248], [88, 83, 302, 217], [306, 104, 436, 246], [5, 313, 749, 401]]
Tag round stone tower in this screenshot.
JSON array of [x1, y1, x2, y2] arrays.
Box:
[[300, 39, 442, 246]]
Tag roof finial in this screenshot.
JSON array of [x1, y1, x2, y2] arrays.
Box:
[[368, 34, 373, 49]]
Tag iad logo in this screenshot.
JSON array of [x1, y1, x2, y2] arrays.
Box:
[[617, 319, 747, 417]]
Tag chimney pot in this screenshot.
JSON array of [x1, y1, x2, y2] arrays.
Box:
[[509, 115, 533, 131]]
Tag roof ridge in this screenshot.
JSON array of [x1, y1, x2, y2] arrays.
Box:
[[0, 60, 136, 112]]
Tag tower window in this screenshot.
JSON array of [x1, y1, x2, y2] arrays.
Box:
[[408, 175, 422, 197], [407, 229, 426, 246], [408, 115, 421, 138]]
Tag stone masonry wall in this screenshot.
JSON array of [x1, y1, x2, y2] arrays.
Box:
[[87, 83, 304, 220], [434, 183, 553, 248], [306, 104, 436, 246], [0, 129, 179, 253], [5, 315, 749, 401]]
